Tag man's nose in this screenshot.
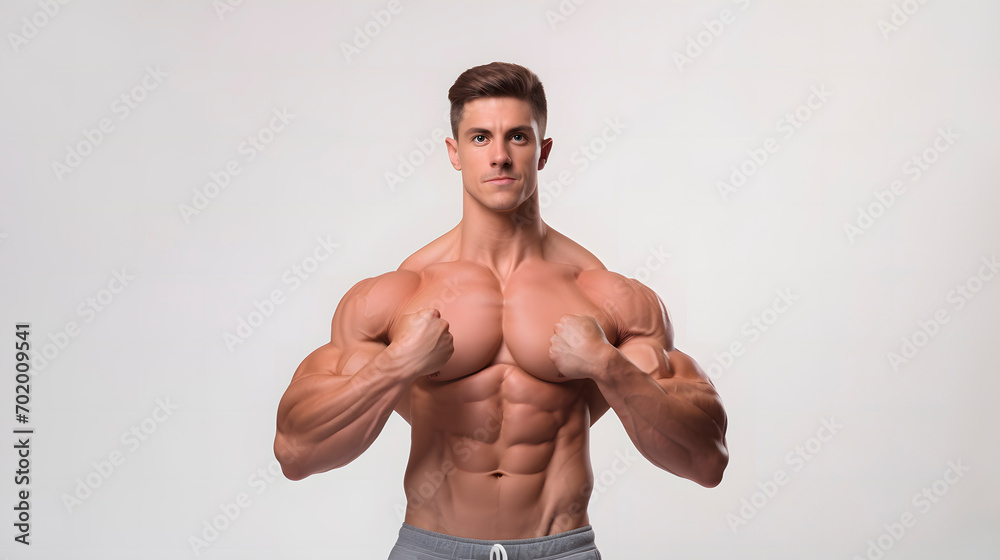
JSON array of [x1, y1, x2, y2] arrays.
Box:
[[490, 143, 512, 166]]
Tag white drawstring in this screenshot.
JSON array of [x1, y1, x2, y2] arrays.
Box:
[[489, 543, 508, 560]]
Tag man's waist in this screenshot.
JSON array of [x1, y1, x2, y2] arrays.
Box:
[[403, 467, 592, 519], [391, 522, 598, 560]]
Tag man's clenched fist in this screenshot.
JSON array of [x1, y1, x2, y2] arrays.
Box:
[[549, 314, 616, 380], [388, 308, 455, 379]]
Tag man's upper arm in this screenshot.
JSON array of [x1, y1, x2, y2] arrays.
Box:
[[587, 271, 727, 435], [288, 270, 420, 383], [606, 275, 675, 377], [580, 270, 674, 373], [582, 269, 720, 385], [275, 270, 421, 473]]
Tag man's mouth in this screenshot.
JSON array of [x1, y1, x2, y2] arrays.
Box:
[[485, 176, 516, 185]]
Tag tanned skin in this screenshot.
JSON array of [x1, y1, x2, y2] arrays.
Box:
[[274, 96, 728, 540]]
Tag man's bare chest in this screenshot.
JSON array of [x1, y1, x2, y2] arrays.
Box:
[[395, 260, 615, 382]]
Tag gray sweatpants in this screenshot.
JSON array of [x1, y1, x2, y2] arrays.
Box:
[[386, 523, 601, 560]]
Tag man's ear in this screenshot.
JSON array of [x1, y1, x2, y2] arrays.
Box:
[[445, 137, 461, 171], [538, 138, 553, 171]]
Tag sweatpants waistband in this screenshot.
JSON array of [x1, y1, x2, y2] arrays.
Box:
[[387, 523, 601, 560]]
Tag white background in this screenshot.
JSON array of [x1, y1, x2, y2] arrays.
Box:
[[2, 1, 999, 559]]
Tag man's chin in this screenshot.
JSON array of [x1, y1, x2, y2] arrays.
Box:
[[486, 202, 521, 214], [470, 192, 523, 213]]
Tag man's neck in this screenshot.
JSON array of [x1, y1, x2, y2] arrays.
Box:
[[456, 191, 547, 281]]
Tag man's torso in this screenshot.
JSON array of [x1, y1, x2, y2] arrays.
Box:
[[390, 227, 621, 539]]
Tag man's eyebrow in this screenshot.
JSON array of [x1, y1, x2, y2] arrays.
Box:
[[464, 126, 535, 137]]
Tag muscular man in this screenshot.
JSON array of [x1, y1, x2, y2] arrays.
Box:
[[274, 62, 728, 559]]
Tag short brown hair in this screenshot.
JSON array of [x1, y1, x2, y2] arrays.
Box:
[[448, 62, 547, 138]]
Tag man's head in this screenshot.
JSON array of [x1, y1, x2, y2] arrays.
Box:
[[448, 61, 548, 139], [446, 62, 553, 214]]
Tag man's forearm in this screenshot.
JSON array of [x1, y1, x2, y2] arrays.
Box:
[[274, 348, 414, 479], [592, 350, 728, 487]]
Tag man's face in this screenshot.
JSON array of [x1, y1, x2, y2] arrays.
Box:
[[446, 97, 553, 213]]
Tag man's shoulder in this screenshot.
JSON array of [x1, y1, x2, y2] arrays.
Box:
[[397, 224, 460, 273], [540, 226, 662, 323], [337, 226, 460, 334], [543, 226, 606, 272], [576, 269, 670, 342], [576, 268, 653, 310], [336, 269, 421, 340]]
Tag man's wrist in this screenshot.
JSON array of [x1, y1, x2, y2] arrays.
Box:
[[589, 344, 628, 385], [592, 344, 642, 390], [373, 344, 419, 382]]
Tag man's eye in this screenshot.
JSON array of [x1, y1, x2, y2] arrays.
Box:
[[473, 135, 487, 143], [512, 134, 525, 142]]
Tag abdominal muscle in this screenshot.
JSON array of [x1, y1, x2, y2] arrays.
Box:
[[400, 364, 594, 540]]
